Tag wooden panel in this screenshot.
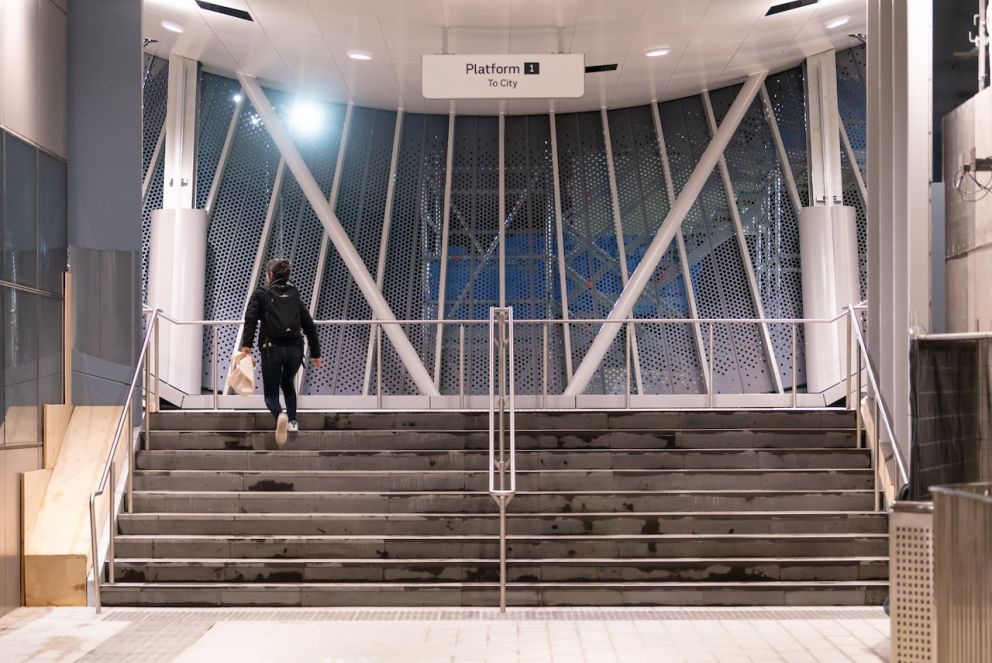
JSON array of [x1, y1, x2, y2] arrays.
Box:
[[43, 404, 73, 470]]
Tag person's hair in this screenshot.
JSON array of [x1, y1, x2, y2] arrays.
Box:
[[267, 259, 291, 282]]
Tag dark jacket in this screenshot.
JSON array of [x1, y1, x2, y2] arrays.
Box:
[[240, 280, 321, 357]]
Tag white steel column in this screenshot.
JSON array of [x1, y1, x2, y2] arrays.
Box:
[[163, 55, 199, 209], [225, 159, 286, 393], [867, 0, 933, 457], [549, 112, 574, 380], [239, 74, 440, 396], [564, 72, 767, 397], [433, 111, 457, 387], [363, 109, 404, 396], [499, 112, 506, 308], [600, 107, 644, 394], [759, 85, 804, 213], [205, 92, 245, 219], [650, 101, 710, 393], [839, 117, 868, 204], [142, 124, 166, 206], [702, 90, 784, 394], [806, 51, 845, 206], [310, 102, 354, 313]]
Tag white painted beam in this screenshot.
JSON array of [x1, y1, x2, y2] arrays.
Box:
[[239, 74, 440, 397], [563, 72, 767, 397]]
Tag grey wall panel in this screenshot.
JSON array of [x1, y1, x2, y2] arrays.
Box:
[[710, 87, 806, 391], [37, 152, 68, 295], [659, 96, 772, 394], [503, 115, 565, 396], [555, 111, 627, 395], [307, 107, 395, 395], [2, 134, 38, 289], [379, 113, 448, 395], [608, 106, 704, 395], [3, 288, 39, 446]]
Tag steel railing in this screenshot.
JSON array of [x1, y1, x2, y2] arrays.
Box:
[[931, 483, 992, 663], [847, 305, 910, 508], [148, 310, 861, 407], [488, 307, 516, 613], [88, 307, 160, 613]]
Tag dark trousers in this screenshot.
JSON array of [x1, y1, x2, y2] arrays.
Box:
[[260, 344, 304, 421]]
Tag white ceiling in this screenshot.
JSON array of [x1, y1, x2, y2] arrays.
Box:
[[143, 0, 865, 115]]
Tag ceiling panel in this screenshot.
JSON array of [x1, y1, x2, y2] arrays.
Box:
[[143, 0, 867, 115]]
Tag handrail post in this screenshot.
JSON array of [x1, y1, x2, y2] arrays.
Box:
[[856, 345, 863, 448], [708, 323, 715, 408], [791, 322, 798, 408], [873, 398, 881, 511], [845, 312, 853, 408], [625, 326, 631, 409], [212, 326, 219, 411], [108, 459, 116, 586], [127, 403, 134, 514], [459, 324, 465, 409], [376, 324, 383, 409], [89, 494, 101, 612], [154, 315, 161, 413], [542, 322, 548, 409], [488, 306, 515, 614]]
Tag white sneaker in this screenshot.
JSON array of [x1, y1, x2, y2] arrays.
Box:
[[288, 420, 299, 433], [275, 413, 289, 448]]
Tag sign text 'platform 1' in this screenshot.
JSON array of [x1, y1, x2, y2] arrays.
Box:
[[421, 54, 585, 99]]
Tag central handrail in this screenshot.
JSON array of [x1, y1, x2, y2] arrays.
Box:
[[88, 307, 160, 613], [847, 305, 910, 496], [488, 306, 516, 613]]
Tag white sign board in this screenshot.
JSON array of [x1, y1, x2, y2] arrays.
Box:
[[422, 54, 585, 99]]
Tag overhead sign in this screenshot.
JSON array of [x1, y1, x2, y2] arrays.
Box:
[[421, 54, 585, 99]]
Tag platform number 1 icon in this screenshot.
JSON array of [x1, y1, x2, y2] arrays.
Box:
[[524, 62, 540, 75]]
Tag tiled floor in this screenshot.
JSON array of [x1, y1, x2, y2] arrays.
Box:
[[0, 607, 889, 662]]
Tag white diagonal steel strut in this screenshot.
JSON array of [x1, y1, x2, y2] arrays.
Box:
[[363, 108, 405, 396], [649, 101, 710, 394], [549, 112, 574, 380], [564, 72, 767, 397], [600, 107, 645, 395], [701, 90, 783, 394], [225, 159, 286, 394], [433, 112, 457, 387], [206, 92, 245, 219], [239, 74, 440, 396], [310, 102, 354, 315], [759, 85, 804, 214], [142, 123, 166, 207], [838, 116, 867, 204], [297, 102, 354, 392]]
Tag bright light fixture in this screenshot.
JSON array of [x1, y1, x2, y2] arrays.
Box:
[[644, 47, 672, 57], [347, 50, 373, 61], [826, 15, 850, 29], [289, 100, 325, 136], [161, 20, 184, 34], [233, 94, 243, 103]]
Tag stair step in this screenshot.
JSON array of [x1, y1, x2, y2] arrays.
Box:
[[99, 580, 887, 607], [149, 409, 856, 433], [135, 448, 871, 471], [117, 511, 888, 536], [132, 468, 874, 492], [147, 429, 857, 451], [112, 557, 889, 583], [131, 489, 877, 513], [113, 533, 888, 559]]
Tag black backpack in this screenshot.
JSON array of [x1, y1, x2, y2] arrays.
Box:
[[263, 281, 303, 340]]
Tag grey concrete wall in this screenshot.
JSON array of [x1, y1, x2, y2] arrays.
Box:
[[67, 0, 142, 404], [943, 86, 992, 333]]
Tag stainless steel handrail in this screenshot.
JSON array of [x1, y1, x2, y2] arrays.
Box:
[[847, 305, 910, 503], [488, 306, 516, 613], [88, 307, 160, 613]]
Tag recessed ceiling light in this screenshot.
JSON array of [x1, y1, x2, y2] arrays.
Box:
[[232, 94, 243, 103], [161, 20, 184, 34], [347, 50, 373, 61], [644, 47, 672, 57], [289, 100, 325, 136], [826, 15, 850, 29]]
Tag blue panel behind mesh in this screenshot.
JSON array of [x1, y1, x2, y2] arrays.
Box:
[[140, 55, 169, 304], [380, 114, 448, 395]]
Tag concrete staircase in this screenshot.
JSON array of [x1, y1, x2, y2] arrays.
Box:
[[100, 410, 888, 607]]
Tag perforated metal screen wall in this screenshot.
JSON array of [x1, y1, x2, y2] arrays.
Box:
[[139, 51, 868, 397]]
